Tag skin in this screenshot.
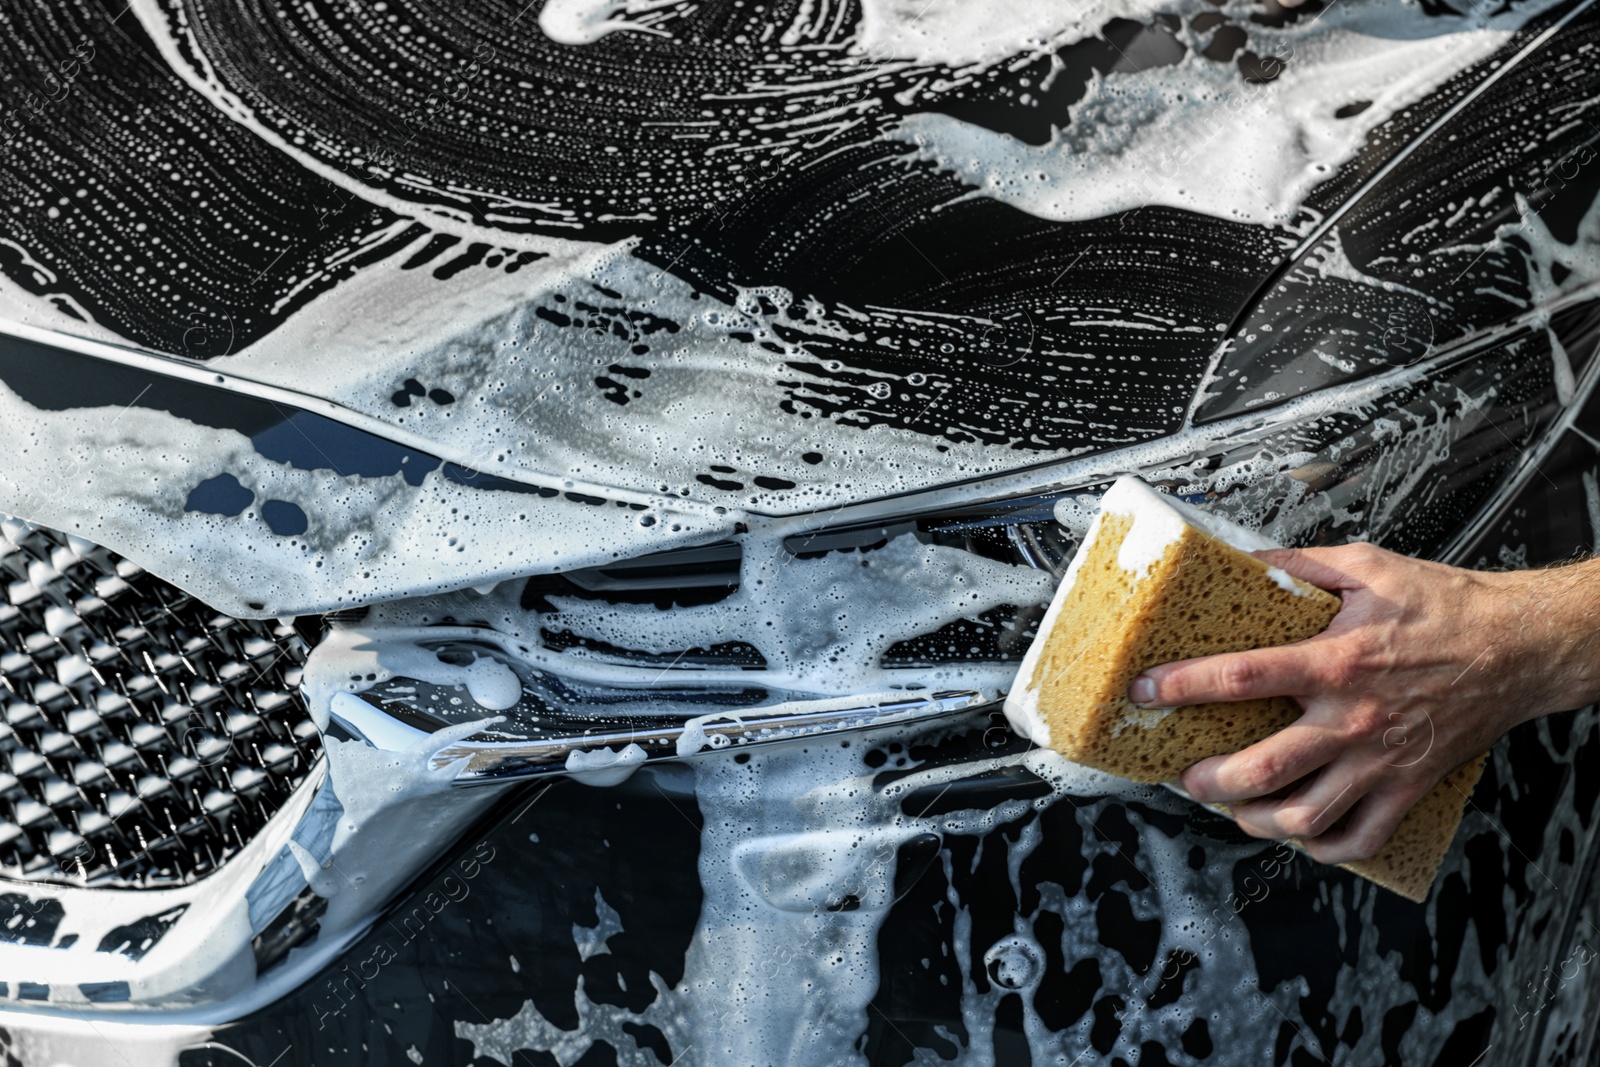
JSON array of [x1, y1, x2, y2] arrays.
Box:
[[1126, 543, 1600, 863]]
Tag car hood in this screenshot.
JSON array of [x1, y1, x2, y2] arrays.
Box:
[[0, 0, 1587, 616]]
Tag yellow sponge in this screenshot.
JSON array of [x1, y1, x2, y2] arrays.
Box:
[[1005, 476, 1484, 902]]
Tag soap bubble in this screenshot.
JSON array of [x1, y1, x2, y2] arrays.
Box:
[[984, 935, 1044, 990]]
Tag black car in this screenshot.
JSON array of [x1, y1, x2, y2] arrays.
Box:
[[0, 0, 1598, 1063]]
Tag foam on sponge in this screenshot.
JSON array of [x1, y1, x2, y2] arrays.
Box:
[[1006, 476, 1485, 902]]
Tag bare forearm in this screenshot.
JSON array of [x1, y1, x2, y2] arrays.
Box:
[[1487, 556, 1600, 719]]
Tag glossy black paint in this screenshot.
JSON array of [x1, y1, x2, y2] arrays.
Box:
[[3, 0, 1600, 1063], [177, 773, 706, 1067], [189, 638, 1600, 1067], [1201, 9, 1600, 421]]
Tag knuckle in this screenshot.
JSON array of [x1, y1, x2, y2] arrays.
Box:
[[1326, 543, 1380, 581], [1238, 758, 1282, 797], [1336, 637, 1390, 686], [1346, 541, 1385, 566], [1343, 835, 1385, 863], [1307, 653, 1351, 691], [1277, 809, 1320, 840], [1341, 821, 1393, 862], [1336, 704, 1383, 745], [1216, 658, 1260, 699], [1236, 818, 1280, 842]]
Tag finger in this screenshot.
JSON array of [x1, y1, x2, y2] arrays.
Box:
[[1180, 723, 1343, 804], [1130, 644, 1327, 707], [1251, 545, 1375, 592], [1300, 786, 1420, 865], [1229, 758, 1369, 840]]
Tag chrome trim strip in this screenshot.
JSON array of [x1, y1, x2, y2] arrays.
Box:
[[310, 627, 992, 786], [428, 688, 990, 784]]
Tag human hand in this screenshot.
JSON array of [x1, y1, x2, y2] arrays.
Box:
[[1126, 543, 1600, 863]]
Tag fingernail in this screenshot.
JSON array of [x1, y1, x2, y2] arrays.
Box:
[[1129, 676, 1156, 705]]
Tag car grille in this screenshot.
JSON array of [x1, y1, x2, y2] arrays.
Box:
[[0, 518, 321, 888]]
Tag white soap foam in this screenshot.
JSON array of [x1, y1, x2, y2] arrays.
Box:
[[1125, 480, 1281, 557], [0, 1016, 217, 1066], [1491, 185, 1600, 312], [884, 2, 1555, 227], [128, 0, 596, 259], [852, 0, 1150, 68], [410, 528, 1059, 699], [0, 357, 726, 620], [458, 734, 1171, 1066], [1103, 477, 1191, 578], [534, 0, 1179, 67], [1265, 565, 1305, 596], [460, 721, 1512, 1065], [1001, 510, 1110, 746], [1115, 703, 1177, 734], [214, 246, 1099, 521], [1001, 681, 1052, 749], [564, 743, 649, 786], [0, 5, 1586, 1064], [300, 628, 525, 727], [96, 0, 1566, 548], [1099, 476, 1279, 577], [538, 0, 692, 45]]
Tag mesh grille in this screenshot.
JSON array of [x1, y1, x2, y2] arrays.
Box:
[[0, 518, 321, 888]]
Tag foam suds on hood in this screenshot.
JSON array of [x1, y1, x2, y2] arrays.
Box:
[[886, 0, 1561, 228]]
